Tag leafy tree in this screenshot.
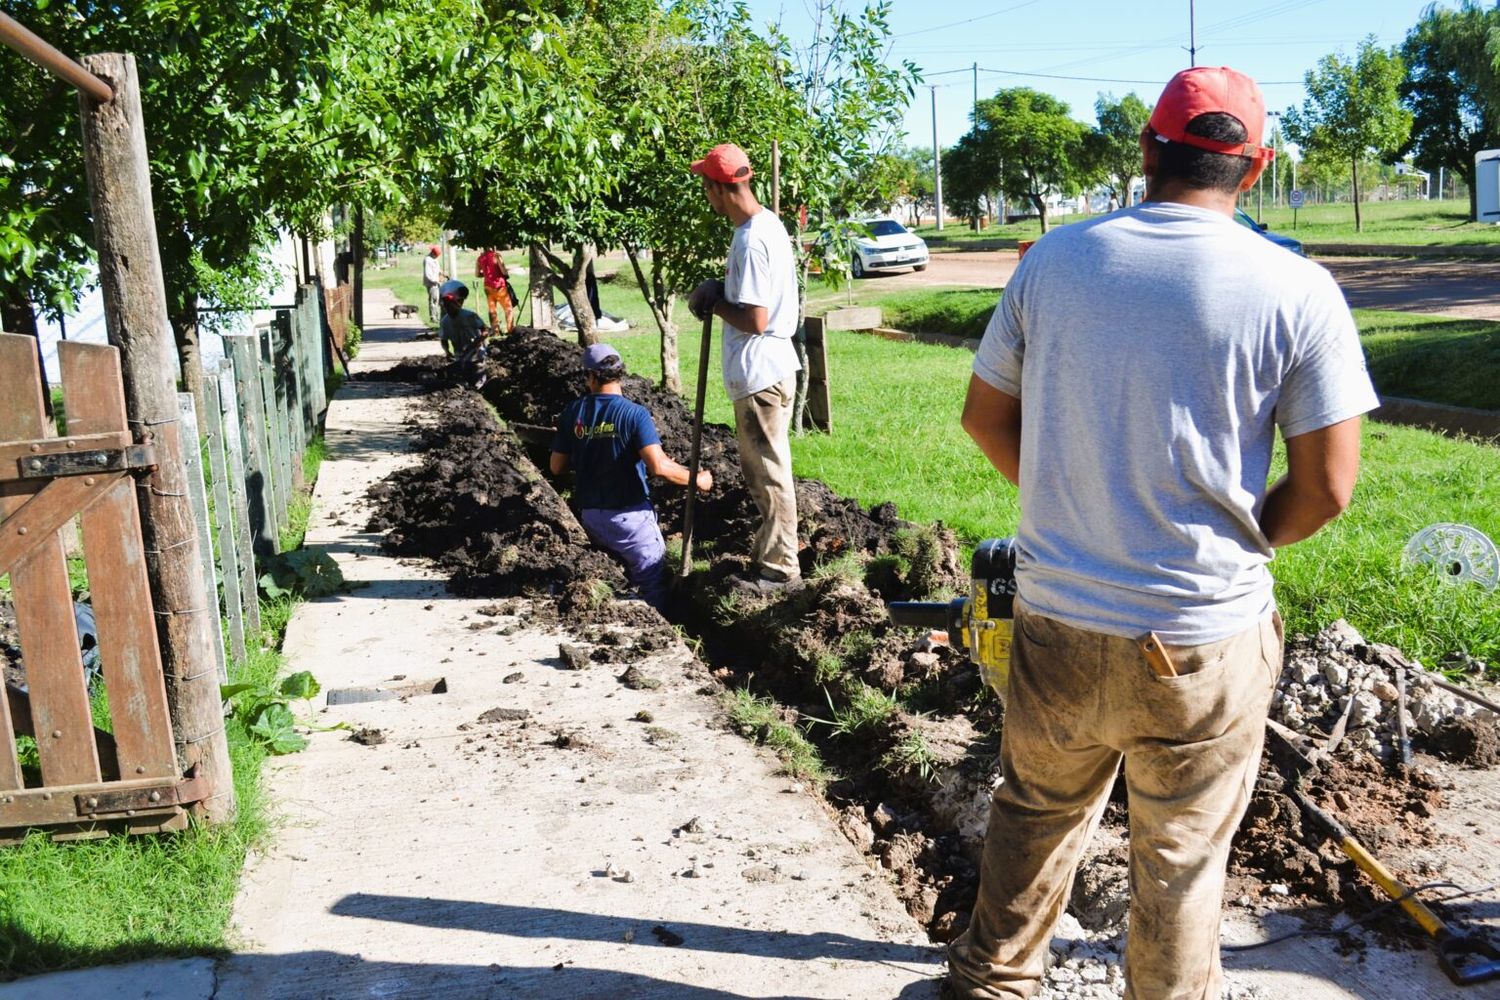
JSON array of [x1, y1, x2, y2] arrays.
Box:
[[1087, 92, 1151, 210], [1284, 37, 1412, 232], [940, 134, 996, 226], [957, 87, 1088, 233], [1399, 1, 1500, 220], [2, 1, 571, 390]]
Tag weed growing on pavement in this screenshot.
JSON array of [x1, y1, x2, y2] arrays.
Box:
[[723, 687, 827, 785]]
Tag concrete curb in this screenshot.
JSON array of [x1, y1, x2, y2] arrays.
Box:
[[1307, 242, 1500, 259], [1372, 395, 1500, 442]]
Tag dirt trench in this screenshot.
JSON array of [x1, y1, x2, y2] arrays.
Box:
[[357, 330, 1488, 944]]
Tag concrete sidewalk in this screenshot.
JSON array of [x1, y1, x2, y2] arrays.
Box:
[[1, 290, 939, 999]]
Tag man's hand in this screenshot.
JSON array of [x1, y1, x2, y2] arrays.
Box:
[[688, 279, 725, 321], [695, 469, 714, 493]]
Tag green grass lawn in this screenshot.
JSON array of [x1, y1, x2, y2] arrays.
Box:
[[1246, 198, 1498, 247], [1358, 311, 1500, 411], [612, 325, 1500, 668], [914, 199, 1498, 249]]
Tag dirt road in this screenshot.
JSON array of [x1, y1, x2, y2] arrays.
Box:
[[863, 250, 1497, 323]]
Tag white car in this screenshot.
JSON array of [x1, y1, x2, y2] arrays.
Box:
[[850, 219, 929, 277]]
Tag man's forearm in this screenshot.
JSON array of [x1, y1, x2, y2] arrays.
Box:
[[713, 299, 768, 334], [1259, 476, 1345, 548]]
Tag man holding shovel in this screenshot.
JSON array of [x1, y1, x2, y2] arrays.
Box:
[[550, 344, 712, 610], [688, 142, 802, 593], [949, 67, 1378, 998]]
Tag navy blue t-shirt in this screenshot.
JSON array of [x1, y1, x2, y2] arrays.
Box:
[[551, 394, 661, 510]]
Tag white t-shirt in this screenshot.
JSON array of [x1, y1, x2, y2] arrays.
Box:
[[973, 202, 1379, 644], [721, 209, 801, 400], [422, 255, 441, 286]]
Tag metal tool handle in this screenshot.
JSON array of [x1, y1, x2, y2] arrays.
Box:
[[678, 310, 713, 577]]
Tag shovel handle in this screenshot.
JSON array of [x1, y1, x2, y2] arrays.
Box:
[[679, 310, 713, 577]]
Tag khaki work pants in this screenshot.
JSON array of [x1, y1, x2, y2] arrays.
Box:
[[731, 376, 799, 580], [948, 606, 1283, 1000]]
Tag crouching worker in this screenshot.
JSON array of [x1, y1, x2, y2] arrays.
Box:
[[550, 344, 712, 609], [438, 279, 490, 389]]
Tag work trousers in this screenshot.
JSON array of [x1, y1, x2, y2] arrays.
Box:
[[579, 503, 667, 609], [731, 376, 799, 580], [948, 606, 1283, 1000], [426, 281, 440, 322]]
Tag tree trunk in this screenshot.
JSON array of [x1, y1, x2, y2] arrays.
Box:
[[625, 245, 680, 393], [352, 206, 365, 332], [1351, 156, 1362, 233], [1033, 193, 1049, 234], [557, 244, 597, 347], [0, 290, 51, 421], [171, 298, 205, 418], [1462, 163, 1478, 221], [528, 243, 554, 331]]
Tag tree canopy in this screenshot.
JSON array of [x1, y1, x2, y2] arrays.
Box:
[[1284, 37, 1412, 232], [952, 87, 1087, 233], [1398, 0, 1500, 219]]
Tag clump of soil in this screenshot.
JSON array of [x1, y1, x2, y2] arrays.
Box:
[[1231, 753, 1447, 914], [1428, 716, 1500, 767]]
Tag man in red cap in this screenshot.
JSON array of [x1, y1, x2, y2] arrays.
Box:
[[422, 245, 446, 323], [687, 143, 803, 592], [949, 67, 1377, 998]]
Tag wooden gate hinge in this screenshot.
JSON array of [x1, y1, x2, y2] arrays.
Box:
[[15, 443, 156, 480]]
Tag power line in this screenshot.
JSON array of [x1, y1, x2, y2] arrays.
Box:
[[967, 65, 1303, 87], [893, 0, 1046, 39]]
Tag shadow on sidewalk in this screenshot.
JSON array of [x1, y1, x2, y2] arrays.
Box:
[[329, 892, 939, 969]]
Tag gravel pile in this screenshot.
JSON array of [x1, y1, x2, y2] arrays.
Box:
[[1271, 619, 1494, 759], [1039, 915, 1268, 999]]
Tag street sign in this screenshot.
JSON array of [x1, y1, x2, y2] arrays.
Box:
[[1289, 190, 1306, 208]]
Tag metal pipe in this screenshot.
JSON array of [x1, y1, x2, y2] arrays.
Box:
[[0, 12, 114, 103]]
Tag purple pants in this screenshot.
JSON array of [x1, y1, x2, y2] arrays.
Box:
[[579, 503, 667, 609]]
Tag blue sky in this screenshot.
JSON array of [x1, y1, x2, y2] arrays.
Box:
[[742, 0, 1439, 151]]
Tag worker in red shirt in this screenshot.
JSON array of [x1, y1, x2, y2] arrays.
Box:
[[475, 247, 514, 333]]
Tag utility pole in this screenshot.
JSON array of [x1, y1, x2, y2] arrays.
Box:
[[1187, 0, 1198, 66], [931, 85, 944, 231], [1268, 111, 1280, 207], [973, 62, 978, 123]]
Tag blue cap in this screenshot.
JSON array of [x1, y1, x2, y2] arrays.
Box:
[[582, 343, 622, 371]]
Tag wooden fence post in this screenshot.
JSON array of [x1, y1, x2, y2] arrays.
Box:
[[78, 52, 232, 823], [177, 394, 227, 684], [225, 335, 277, 559], [259, 327, 290, 531], [217, 360, 261, 639], [201, 374, 245, 665]]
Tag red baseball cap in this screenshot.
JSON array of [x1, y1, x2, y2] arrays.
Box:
[[429, 245, 440, 255], [691, 143, 754, 184], [1149, 67, 1275, 164]]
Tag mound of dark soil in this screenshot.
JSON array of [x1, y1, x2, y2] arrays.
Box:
[[366, 388, 625, 601], [480, 329, 927, 574]]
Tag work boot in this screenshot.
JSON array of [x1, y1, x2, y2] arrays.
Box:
[[731, 572, 804, 596]]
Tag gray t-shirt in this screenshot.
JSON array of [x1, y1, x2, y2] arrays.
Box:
[[974, 202, 1379, 644], [722, 209, 801, 400]]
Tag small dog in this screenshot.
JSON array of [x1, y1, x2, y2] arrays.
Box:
[[391, 303, 418, 319]]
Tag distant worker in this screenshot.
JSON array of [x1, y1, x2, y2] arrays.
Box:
[[686, 142, 802, 594], [475, 246, 515, 333], [437, 279, 490, 390], [947, 66, 1378, 999], [422, 245, 446, 322], [549, 344, 712, 609]]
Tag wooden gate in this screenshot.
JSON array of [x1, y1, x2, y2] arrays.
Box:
[[0, 335, 204, 842]]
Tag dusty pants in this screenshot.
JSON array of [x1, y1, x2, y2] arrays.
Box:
[[426, 282, 440, 322], [948, 606, 1282, 1000], [731, 376, 799, 580]]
